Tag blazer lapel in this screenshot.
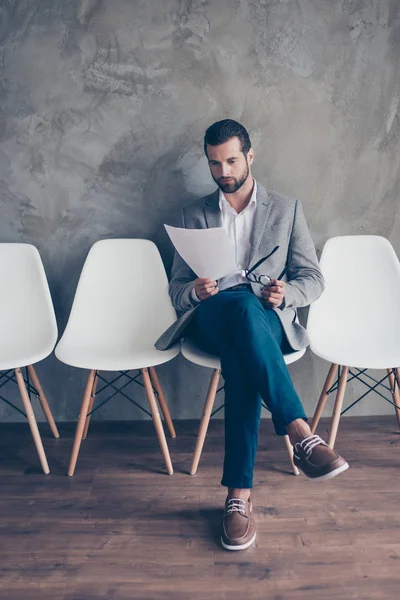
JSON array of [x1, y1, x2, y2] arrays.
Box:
[[204, 190, 222, 228], [248, 184, 273, 266]]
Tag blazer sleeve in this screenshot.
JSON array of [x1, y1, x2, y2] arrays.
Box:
[[283, 200, 325, 309], [168, 208, 199, 313]]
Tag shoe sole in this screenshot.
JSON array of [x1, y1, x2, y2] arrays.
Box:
[[221, 532, 256, 551], [297, 461, 349, 481]]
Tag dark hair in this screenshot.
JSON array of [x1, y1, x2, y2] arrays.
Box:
[[203, 119, 252, 157]]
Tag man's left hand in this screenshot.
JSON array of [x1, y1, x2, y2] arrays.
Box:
[[262, 279, 285, 308]]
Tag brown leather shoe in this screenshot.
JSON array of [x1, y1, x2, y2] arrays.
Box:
[[221, 497, 256, 551], [294, 434, 349, 480]]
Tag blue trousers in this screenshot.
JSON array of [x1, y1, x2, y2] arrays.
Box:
[[188, 288, 307, 489]]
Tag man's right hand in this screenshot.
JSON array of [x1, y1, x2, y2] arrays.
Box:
[[194, 278, 219, 301]]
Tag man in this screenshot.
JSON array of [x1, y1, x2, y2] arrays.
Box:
[[156, 119, 348, 551]]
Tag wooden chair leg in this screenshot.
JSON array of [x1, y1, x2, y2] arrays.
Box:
[[15, 368, 50, 475], [283, 434, 300, 476], [141, 368, 173, 475], [82, 371, 98, 440], [327, 366, 349, 448], [311, 363, 338, 434], [149, 366, 176, 438], [389, 368, 400, 429], [27, 365, 59, 439], [67, 370, 96, 476], [190, 368, 221, 476]]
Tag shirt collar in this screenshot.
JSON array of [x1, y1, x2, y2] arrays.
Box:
[[219, 179, 257, 214]]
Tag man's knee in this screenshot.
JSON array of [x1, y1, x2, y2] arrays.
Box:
[[225, 293, 264, 320]]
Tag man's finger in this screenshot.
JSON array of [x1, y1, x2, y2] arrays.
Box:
[[265, 297, 281, 306], [198, 285, 218, 299], [262, 287, 283, 297], [263, 300, 279, 308], [262, 291, 283, 301], [199, 286, 214, 295], [271, 279, 285, 288], [266, 285, 283, 294], [196, 282, 217, 294]]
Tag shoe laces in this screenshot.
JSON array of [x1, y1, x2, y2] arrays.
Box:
[[226, 498, 247, 515], [295, 434, 325, 459]]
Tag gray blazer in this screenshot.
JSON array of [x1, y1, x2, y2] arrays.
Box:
[[155, 182, 324, 351]]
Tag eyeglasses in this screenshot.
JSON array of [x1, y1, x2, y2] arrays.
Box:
[[243, 245, 291, 286]]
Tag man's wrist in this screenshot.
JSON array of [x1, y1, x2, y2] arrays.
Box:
[[191, 286, 201, 304]]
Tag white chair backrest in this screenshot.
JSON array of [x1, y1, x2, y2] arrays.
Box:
[[307, 235, 400, 368], [60, 239, 176, 349], [0, 243, 57, 369]]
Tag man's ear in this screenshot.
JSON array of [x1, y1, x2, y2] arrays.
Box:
[[247, 148, 254, 165]]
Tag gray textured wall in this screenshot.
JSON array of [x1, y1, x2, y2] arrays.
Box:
[[1, 0, 400, 423]]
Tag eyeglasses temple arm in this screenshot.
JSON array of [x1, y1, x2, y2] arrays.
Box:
[[277, 249, 292, 281], [246, 245, 279, 276]]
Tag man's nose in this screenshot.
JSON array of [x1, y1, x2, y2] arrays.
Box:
[[220, 164, 231, 177]]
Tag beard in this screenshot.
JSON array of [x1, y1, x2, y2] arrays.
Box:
[[214, 162, 250, 194]]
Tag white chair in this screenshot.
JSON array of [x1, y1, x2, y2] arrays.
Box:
[[0, 244, 59, 474], [181, 338, 306, 476], [307, 235, 400, 447], [55, 239, 180, 476]]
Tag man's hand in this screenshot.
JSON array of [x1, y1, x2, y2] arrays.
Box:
[[194, 278, 219, 301], [262, 279, 285, 308]]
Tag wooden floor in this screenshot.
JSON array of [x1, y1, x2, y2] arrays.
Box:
[[1, 416, 400, 599]]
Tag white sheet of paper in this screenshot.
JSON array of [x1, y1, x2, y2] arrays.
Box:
[[164, 224, 239, 280]]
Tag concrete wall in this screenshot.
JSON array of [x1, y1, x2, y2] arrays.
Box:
[[1, 0, 400, 422]]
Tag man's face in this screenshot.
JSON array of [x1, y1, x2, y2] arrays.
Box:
[[206, 136, 254, 194]]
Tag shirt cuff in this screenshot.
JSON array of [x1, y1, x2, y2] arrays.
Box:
[[190, 286, 201, 304]]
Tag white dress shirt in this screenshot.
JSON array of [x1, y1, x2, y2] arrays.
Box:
[[191, 180, 257, 302]]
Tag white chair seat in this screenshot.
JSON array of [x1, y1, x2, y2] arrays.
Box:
[[55, 342, 179, 371], [55, 239, 179, 371], [309, 339, 400, 371], [181, 338, 306, 370], [0, 343, 55, 373], [308, 235, 400, 369], [0, 244, 57, 370]]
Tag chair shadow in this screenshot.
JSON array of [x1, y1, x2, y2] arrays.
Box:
[[199, 506, 222, 545], [0, 447, 41, 474], [149, 506, 222, 547]]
